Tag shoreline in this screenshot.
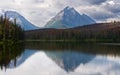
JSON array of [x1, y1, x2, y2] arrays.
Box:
[[26, 40, 120, 44], [100, 43, 120, 46]]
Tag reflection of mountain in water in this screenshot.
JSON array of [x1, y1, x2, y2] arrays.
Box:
[[45, 51, 94, 72], [25, 42, 120, 72], [9, 50, 38, 68], [1, 42, 120, 72], [0, 42, 38, 70], [0, 44, 95, 72], [1, 51, 120, 75]]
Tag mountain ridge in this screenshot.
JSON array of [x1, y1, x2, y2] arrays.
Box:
[[0, 10, 39, 30], [45, 6, 96, 29]]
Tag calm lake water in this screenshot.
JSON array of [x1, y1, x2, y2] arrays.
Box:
[[0, 42, 120, 75]]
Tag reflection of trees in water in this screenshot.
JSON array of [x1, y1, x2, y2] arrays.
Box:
[[25, 42, 120, 72], [0, 42, 25, 70], [26, 42, 120, 56]]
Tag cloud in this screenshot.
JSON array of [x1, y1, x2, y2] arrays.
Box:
[[76, 5, 116, 22], [82, 0, 107, 5], [0, 0, 120, 27], [103, 3, 120, 14]]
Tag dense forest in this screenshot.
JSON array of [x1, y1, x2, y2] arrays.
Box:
[[0, 14, 24, 42], [25, 21, 120, 43], [0, 14, 25, 70]]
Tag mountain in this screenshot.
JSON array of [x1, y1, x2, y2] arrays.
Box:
[[0, 10, 39, 30], [45, 6, 96, 29]]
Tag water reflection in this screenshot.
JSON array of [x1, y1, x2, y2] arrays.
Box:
[[46, 51, 94, 72], [0, 42, 120, 75], [25, 42, 120, 73], [26, 42, 120, 56], [0, 42, 25, 70]]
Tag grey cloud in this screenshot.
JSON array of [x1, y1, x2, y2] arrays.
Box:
[[85, 11, 114, 21], [92, 12, 115, 21], [76, 0, 120, 22], [103, 3, 120, 14], [87, 0, 107, 5], [114, 0, 120, 3], [34, 0, 44, 3]]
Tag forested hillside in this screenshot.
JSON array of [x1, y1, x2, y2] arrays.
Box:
[[25, 22, 120, 43], [0, 14, 24, 42]]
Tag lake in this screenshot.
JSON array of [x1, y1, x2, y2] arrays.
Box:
[[0, 42, 120, 75]]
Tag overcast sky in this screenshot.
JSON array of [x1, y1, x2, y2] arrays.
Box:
[[0, 0, 120, 27]]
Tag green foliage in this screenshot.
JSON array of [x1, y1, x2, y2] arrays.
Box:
[[0, 14, 24, 41]]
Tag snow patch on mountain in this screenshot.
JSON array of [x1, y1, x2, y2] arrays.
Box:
[[45, 6, 96, 29], [0, 10, 39, 30]]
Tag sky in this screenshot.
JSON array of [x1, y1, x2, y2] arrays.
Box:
[[0, 0, 120, 27]]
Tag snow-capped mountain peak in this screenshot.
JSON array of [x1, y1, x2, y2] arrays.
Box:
[[45, 6, 96, 29], [53, 6, 77, 21], [0, 10, 39, 30], [63, 6, 76, 13]]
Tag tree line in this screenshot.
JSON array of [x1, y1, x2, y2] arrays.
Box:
[[0, 14, 24, 42], [25, 22, 120, 43]]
